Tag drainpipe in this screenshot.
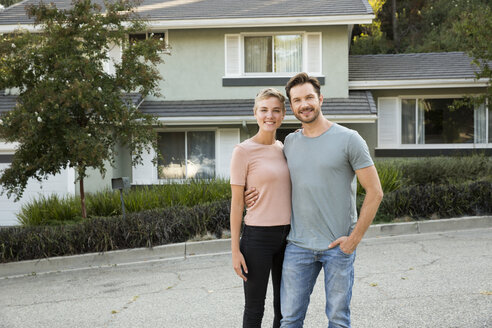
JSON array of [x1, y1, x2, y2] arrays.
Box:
[[242, 120, 250, 138]]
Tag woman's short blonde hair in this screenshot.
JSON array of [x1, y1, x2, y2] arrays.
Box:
[[253, 88, 286, 114]]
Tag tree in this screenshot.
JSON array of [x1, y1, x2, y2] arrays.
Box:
[[453, 3, 492, 105], [0, 0, 166, 218], [351, 0, 491, 55], [351, 0, 393, 55]]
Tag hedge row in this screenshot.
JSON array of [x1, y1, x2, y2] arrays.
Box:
[[18, 179, 231, 226], [389, 154, 491, 186], [0, 200, 230, 263], [378, 180, 492, 221], [2, 181, 491, 263]]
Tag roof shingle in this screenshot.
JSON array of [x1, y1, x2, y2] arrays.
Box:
[[0, 0, 373, 25], [139, 91, 376, 117], [349, 52, 484, 81]]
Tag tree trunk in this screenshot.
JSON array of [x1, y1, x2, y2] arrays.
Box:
[[392, 0, 399, 52], [79, 174, 87, 219]]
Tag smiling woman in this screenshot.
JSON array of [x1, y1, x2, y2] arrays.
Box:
[[229, 88, 291, 328]]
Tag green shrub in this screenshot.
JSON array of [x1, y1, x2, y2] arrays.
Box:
[[18, 179, 231, 226], [1, 200, 230, 263], [358, 154, 491, 195], [17, 195, 82, 226], [378, 181, 492, 220], [358, 161, 405, 195], [395, 154, 492, 186]]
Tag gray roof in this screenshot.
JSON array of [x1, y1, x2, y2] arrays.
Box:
[[0, 91, 142, 113], [0, 0, 372, 25], [139, 91, 376, 117], [349, 52, 484, 81]]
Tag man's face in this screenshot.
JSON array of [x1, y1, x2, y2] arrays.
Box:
[[289, 83, 323, 124]]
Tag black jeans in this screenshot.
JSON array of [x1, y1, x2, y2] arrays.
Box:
[[240, 224, 291, 328]]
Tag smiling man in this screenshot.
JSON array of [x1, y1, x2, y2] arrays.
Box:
[[245, 73, 383, 328]]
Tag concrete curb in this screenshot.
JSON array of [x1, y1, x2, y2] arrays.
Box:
[[1, 216, 490, 279]]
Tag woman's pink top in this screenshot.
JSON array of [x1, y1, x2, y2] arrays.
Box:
[[230, 138, 291, 226]]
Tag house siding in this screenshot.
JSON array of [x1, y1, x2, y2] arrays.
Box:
[[153, 25, 349, 101]]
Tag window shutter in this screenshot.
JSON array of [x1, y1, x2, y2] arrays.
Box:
[[216, 128, 240, 178], [132, 145, 157, 184], [378, 98, 399, 148], [103, 43, 121, 76], [225, 34, 241, 76], [305, 33, 322, 75]]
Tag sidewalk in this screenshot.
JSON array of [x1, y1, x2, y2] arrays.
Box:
[[0, 225, 491, 327], [1, 215, 491, 278]]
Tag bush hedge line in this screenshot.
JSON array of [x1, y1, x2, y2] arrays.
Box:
[[2, 181, 491, 263], [1, 200, 230, 263], [388, 154, 491, 186], [17, 179, 231, 226], [379, 180, 492, 221], [17, 155, 491, 226]]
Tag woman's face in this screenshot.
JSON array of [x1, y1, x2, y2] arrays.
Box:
[[254, 97, 285, 133]]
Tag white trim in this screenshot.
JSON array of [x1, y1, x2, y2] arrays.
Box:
[[157, 114, 377, 125], [399, 93, 484, 99], [239, 31, 306, 36], [0, 25, 43, 33], [147, 15, 375, 29], [0, 14, 375, 33], [0, 142, 18, 153], [216, 128, 239, 179], [155, 126, 219, 132], [215, 130, 220, 178], [305, 32, 322, 75], [349, 78, 489, 90], [224, 34, 241, 76], [222, 74, 326, 79], [377, 144, 492, 149], [487, 98, 490, 143], [377, 97, 399, 147]]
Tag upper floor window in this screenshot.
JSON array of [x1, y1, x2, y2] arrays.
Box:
[[129, 32, 168, 49], [225, 32, 321, 77], [244, 35, 302, 74]]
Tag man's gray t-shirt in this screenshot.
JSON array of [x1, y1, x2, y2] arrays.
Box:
[[283, 123, 374, 251]]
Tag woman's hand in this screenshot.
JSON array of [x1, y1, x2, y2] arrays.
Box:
[[232, 250, 248, 281]]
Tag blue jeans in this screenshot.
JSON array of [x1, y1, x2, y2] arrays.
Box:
[[280, 242, 355, 328]]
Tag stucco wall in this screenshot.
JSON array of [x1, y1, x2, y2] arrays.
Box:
[[153, 25, 349, 101]]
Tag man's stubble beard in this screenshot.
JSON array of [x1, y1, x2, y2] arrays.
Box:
[[294, 105, 321, 124]]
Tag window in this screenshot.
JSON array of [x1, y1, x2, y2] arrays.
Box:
[[244, 35, 302, 74], [400, 98, 490, 145], [225, 32, 321, 77], [157, 131, 215, 179], [129, 32, 167, 48]]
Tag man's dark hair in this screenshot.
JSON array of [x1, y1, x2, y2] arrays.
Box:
[[285, 72, 321, 102]]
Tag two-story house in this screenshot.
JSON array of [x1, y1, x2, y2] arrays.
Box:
[[0, 0, 490, 225]]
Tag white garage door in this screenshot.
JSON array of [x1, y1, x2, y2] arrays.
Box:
[[0, 163, 75, 226]]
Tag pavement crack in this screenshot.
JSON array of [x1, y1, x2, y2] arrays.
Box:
[[105, 295, 141, 324]]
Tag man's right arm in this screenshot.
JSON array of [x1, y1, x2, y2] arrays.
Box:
[[244, 187, 258, 207]]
